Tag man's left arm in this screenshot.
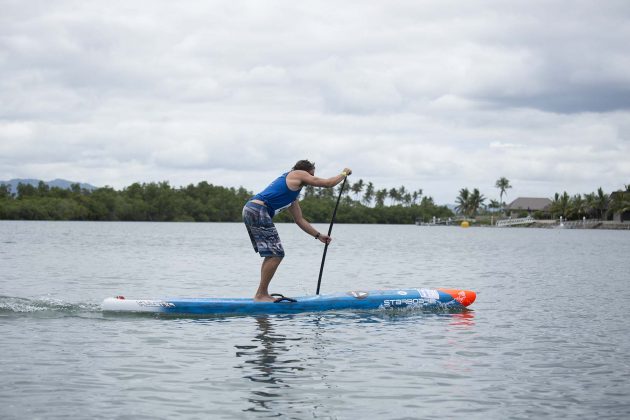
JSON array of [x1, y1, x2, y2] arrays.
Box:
[[288, 201, 331, 244]]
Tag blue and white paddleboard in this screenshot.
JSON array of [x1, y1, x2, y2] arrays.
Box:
[[102, 288, 476, 315]]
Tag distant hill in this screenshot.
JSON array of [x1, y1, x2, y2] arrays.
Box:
[[0, 178, 98, 196]]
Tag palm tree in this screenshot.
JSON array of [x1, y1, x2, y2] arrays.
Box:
[[388, 188, 400, 206], [398, 186, 407, 203], [420, 196, 435, 207], [375, 189, 388, 207], [610, 186, 630, 219], [488, 199, 501, 212], [363, 182, 375, 206], [351, 179, 364, 201], [495, 177, 512, 213], [455, 188, 471, 215], [551, 192, 571, 218], [336, 181, 350, 199], [569, 194, 585, 220], [584, 192, 597, 219], [469, 188, 486, 216], [593, 187, 609, 219], [412, 189, 422, 205]]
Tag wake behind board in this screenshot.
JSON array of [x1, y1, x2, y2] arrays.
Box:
[[102, 288, 476, 315]]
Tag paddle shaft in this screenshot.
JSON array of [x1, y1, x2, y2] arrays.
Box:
[[316, 175, 348, 295]]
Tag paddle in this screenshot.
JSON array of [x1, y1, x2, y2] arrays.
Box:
[[316, 174, 349, 295]]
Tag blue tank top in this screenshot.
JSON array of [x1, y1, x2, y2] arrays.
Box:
[[252, 172, 302, 217]]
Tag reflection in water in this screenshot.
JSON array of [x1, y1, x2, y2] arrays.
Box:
[[448, 310, 476, 328], [234, 310, 477, 416], [235, 316, 305, 415], [444, 311, 477, 375]]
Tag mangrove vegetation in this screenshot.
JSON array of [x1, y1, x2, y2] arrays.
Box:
[[0, 180, 452, 224]]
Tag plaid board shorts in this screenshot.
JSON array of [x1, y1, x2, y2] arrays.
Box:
[[242, 201, 285, 257]]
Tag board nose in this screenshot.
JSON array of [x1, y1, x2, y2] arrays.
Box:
[[438, 289, 476, 307]]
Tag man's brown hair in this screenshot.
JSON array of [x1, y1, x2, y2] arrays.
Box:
[[292, 160, 315, 172]]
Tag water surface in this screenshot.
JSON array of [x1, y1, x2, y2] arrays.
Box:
[[1, 221, 629, 418]]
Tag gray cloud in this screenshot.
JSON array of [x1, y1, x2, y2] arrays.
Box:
[[1, 0, 629, 203]]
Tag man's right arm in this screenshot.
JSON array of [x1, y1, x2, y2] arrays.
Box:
[[293, 168, 352, 188]]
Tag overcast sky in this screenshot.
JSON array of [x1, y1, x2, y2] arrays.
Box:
[[1, 0, 629, 204]]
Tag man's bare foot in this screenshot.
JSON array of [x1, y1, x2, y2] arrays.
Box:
[[253, 294, 276, 302]]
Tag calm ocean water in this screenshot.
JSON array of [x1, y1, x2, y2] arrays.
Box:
[[1, 221, 629, 419]]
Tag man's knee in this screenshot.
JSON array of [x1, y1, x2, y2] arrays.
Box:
[[265, 256, 283, 264]]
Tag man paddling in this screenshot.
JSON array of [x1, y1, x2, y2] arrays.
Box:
[[243, 160, 352, 302]]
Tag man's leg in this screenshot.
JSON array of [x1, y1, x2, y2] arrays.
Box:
[[254, 256, 283, 302]]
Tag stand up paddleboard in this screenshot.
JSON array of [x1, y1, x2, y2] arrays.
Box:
[[103, 178, 477, 316], [102, 288, 475, 315]]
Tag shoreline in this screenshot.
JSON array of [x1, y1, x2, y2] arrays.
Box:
[[417, 219, 630, 230], [513, 221, 630, 230], [1, 219, 629, 230], [486, 221, 630, 230]]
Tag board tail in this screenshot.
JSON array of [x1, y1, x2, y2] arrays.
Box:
[[438, 289, 476, 307]]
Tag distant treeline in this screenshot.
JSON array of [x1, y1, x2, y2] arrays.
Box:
[[547, 187, 630, 220], [452, 184, 630, 221], [0, 180, 453, 224]]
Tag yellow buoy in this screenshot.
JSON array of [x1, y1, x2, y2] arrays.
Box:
[[460, 221, 470, 228]]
